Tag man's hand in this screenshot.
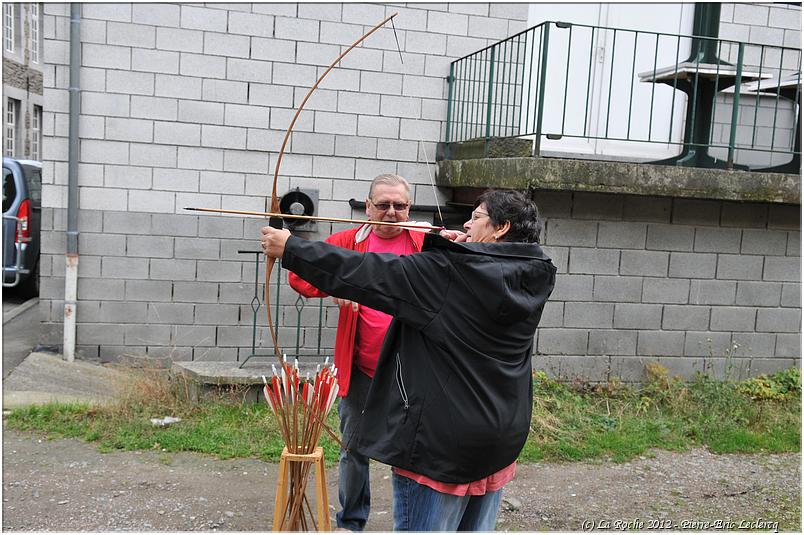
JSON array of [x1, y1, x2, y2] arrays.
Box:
[[332, 297, 359, 312], [260, 226, 291, 258], [440, 229, 468, 243]]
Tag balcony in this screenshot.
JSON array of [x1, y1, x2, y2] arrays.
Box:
[[437, 20, 801, 205]]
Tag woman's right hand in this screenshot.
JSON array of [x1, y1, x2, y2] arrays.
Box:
[[440, 229, 468, 242]]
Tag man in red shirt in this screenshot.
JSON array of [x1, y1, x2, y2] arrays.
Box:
[[288, 174, 426, 531]]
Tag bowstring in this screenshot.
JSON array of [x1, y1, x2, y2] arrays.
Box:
[[391, 16, 444, 228]]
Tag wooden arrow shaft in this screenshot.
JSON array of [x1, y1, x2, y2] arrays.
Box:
[[184, 206, 446, 231]]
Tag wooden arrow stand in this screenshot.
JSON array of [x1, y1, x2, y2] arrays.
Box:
[[272, 446, 330, 531]]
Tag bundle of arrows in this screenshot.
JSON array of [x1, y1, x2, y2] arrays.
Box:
[[262, 357, 339, 531]]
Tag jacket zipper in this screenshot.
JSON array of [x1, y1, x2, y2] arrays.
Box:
[[395, 352, 409, 412]]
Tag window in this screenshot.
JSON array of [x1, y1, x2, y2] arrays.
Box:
[[3, 3, 14, 53], [30, 3, 39, 63], [3, 167, 16, 213], [6, 98, 18, 157], [24, 165, 41, 203], [31, 105, 41, 161]]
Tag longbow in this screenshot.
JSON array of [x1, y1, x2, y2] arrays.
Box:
[[264, 12, 399, 364]]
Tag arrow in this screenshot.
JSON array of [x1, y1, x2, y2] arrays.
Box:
[[183, 206, 447, 231]]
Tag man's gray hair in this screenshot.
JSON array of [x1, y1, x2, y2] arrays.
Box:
[[369, 174, 410, 200]]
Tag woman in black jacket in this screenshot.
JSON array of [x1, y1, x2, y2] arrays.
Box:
[[261, 189, 556, 531]]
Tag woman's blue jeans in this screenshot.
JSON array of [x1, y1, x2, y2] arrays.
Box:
[[392, 472, 503, 531]]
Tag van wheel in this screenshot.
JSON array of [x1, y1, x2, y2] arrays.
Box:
[[17, 259, 39, 299]]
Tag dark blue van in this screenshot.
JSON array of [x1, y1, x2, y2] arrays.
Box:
[[3, 158, 42, 297]]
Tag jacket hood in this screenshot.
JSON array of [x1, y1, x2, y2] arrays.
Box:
[[424, 233, 554, 323], [424, 233, 552, 261]]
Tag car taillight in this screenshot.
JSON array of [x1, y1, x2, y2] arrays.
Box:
[[16, 198, 31, 243]]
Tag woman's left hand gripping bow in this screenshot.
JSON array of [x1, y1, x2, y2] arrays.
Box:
[[261, 226, 291, 259]]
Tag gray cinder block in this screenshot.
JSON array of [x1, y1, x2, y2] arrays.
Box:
[[689, 280, 737, 305], [764, 256, 801, 282], [662, 305, 711, 331], [537, 328, 589, 355], [564, 302, 614, 328], [588, 330, 637, 355], [716, 254, 764, 280], [643, 278, 690, 304], [125, 324, 172, 345], [147, 303, 195, 324], [736, 281, 782, 307], [637, 331, 686, 356], [756, 308, 801, 333], [614, 303, 663, 329], [125, 280, 173, 302], [569, 248, 619, 275], [620, 250, 668, 277], [710, 306, 757, 332], [593, 276, 642, 303], [669, 252, 717, 279]]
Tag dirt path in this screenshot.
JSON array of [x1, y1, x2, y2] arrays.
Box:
[[2, 428, 799, 532]]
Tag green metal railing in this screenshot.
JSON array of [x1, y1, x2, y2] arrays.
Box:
[[445, 21, 801, 172], [238, 250, 329, 368]]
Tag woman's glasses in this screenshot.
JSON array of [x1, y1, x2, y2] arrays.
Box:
[[470, 210, 489, 222]]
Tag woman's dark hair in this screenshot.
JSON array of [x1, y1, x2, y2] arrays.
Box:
[[474, 189, 542, 243]]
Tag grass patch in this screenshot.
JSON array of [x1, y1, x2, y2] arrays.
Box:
[[5, 365, 800, 465], [5, 367, 341, 464], [521, 366, 800, 462]]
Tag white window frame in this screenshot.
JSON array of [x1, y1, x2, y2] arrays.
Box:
[[3, 3, 14, 54], [30, 3, 39, 63], [6, 98, 18, 157], [31, 105, 42, 161]]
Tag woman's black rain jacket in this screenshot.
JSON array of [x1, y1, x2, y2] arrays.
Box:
[[282, 233, 556, 484]]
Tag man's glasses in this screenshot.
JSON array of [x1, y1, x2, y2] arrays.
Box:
[[371, 201, 410, 211]]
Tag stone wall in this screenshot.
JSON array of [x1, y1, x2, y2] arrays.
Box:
[[3, 2, 44, 159], [3, 58, 43, 93]]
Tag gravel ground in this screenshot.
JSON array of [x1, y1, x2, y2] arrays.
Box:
[[2, 427, 799, 532]]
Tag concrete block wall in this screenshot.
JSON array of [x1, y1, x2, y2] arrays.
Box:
[[40, 2, 530, 362], [720, 3, 801, 56], [712, 2, 801, 168], [533, 191, 801, 382], [38, 3, 802, 381]]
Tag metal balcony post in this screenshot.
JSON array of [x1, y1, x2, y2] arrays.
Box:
[[534, 23, 550, 157], [444, 63, 455, 160], [484, 47, 496, 156], [727, 42, 744, 169]]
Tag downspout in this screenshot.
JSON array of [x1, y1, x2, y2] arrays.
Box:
[[63, 4, 80, 362]]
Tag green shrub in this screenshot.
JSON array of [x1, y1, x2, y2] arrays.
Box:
[[738, 367, 801, 401]]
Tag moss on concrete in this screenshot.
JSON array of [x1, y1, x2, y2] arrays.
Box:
[[445, 138, 533, 160], [437, 157, 800, 204]]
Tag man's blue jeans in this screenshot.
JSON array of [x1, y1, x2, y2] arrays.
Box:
[[336, 369, 372, 531], [392, 472, 503, 531]]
